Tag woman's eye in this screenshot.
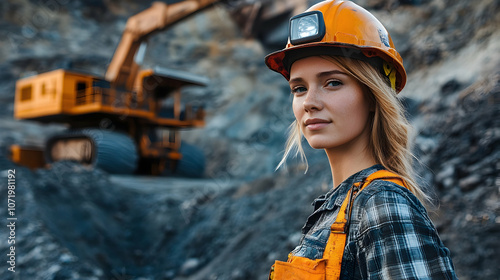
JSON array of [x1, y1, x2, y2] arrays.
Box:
[[291, 86, 307, 95], [326, 80, 342, 87]]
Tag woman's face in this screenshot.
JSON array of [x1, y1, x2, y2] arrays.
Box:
[[290, 56, 372, 151]]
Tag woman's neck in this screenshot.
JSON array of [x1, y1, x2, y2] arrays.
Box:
[[325, 134, 376, 188]]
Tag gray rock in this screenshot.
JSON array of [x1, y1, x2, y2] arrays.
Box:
[[459, 174, 482, 192], [435, 163, 456, 189], [180, 258, 201, 276]]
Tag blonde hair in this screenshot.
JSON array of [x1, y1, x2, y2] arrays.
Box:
[[277, 55, 430, 205]]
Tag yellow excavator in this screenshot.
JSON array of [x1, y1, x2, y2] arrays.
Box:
[[9, 0, 307, 176]]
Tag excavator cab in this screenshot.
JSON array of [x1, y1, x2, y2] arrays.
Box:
[[11, 67, 208, 175]]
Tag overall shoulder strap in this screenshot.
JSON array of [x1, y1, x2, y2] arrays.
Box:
[[360, 169, 408, 190], [322, 170, 407, 280]]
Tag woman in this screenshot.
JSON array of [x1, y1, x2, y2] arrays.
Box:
[[265, 0, 458, 279]]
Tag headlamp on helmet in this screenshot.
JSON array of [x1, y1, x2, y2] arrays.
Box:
[[290, 11, 326, 45], [266, 0, 407, 92]]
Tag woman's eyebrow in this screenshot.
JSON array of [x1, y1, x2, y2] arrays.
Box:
[[317, 70, 348, 79], [289, 70, 348, 85], [289, 77, 305, 85]]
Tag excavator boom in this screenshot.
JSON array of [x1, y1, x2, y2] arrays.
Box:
[[105, 0, 220, 90]]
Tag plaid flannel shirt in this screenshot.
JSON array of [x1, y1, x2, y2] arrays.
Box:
[[291, 165, 458, 279]]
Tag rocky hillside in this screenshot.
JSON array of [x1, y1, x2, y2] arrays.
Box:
[[0, 0, 499, 279]]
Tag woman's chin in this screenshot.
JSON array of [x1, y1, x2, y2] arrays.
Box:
[[306, 140, 331, 150]]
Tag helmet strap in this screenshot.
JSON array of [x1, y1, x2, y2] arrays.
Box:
[[383, 62, 397, 91]]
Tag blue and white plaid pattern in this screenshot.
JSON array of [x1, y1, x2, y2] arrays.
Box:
[[292, 165, 458, 279]]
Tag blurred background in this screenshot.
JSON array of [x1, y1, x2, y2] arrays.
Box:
[[0, 0, 498, 279]]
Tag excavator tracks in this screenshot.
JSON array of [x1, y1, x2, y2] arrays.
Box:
[[46, 129, 138, 174]]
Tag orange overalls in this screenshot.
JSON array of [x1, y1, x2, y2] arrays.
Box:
[[269, 170, 408, 280]]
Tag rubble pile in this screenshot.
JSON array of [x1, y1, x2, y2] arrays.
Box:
[[416, 73, 500, 279]]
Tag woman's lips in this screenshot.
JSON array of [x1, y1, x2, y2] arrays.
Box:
[[306, 122, 329, 130], [305, 118, 331, 131]]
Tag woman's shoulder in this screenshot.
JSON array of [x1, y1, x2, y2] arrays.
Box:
[[352, 179, 432, 230], [345, 179, 458, 280], [357, 178, 426, 211]]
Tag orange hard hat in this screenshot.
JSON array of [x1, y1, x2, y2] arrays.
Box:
[[265, 0, 407, 92]]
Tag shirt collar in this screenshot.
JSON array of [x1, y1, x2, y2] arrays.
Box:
[[312, 164, 385, 211]]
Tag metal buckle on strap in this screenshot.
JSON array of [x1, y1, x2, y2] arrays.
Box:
[[330, 221, 347, 234], [343, 182, 362, 233], [331, 182, 362, 234]]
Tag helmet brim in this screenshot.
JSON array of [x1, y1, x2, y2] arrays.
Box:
[[265, 42, 407, 92]]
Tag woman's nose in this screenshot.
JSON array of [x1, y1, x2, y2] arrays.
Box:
[[303, 88, 323, 112]]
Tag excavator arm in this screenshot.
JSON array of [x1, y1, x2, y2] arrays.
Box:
[[105, 0, 310, 90], [105, 0, 221, 90]]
